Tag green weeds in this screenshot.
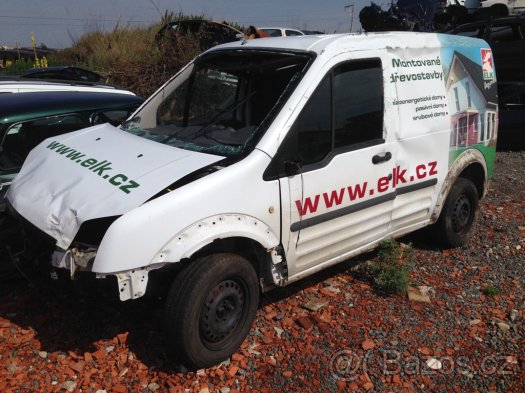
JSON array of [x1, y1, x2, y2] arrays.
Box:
[[366, 239, 413, 295]]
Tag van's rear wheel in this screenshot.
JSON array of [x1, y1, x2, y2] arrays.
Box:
[[164, 253, 259, 369], [435, 177, 479, 248]]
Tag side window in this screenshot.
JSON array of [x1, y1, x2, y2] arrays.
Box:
[[333, 62, 383, 149], [285, 30, 303, 36], [0, 114, 86, 170], [264, 58, 384, 180], [292, 76, 332, 165], [263, 29, 282, 37]]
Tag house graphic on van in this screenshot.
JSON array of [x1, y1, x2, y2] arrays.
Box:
[[445, 51, 498, 150]]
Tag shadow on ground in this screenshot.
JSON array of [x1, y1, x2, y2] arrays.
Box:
[[0, 226, 439, 372]]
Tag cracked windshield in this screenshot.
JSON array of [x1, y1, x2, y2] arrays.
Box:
[[122, 51, 311, 157]]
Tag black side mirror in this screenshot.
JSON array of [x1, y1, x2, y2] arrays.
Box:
[[284, 160, 302, 176]]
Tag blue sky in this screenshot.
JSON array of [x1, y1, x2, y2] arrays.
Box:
[[1, 0, 367, 49]]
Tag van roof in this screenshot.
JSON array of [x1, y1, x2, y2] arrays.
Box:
[[208, 32, 487, 55]]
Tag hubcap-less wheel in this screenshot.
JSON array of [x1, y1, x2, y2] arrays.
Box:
[[164, 253, 259, 369], [200, 279, 245, 347], [452, 194, 472, 233], [433, 177, 479, 248]]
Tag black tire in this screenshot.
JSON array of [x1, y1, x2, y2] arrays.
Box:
[[434, 177, 479, 248], [164, 253, 259, 369]]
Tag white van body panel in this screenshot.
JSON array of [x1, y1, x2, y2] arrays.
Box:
[[7, 33, 497, 300], [91, 149, 281, 273]]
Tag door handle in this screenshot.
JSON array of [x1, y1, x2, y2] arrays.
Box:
[[372, 152, 392, 164]]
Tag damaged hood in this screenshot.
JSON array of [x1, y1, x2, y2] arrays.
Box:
[[7, 124, 224, 248]]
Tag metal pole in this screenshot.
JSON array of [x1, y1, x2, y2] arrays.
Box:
[[345, 4, 355, 33]]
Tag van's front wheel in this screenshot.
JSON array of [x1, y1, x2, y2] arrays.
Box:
[[435, 177, 479, 248], [164, 253, 259, 369]]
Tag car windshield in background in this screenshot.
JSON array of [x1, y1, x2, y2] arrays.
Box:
[[122, 50, 313, 157]]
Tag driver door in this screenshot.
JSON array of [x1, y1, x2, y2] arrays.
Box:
[[266, 58, 395, 277]]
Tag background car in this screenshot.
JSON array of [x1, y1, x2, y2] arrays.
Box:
[[0, 91, 144, 211], [156, 19, 244, 50], [20, 66, 105, 83], [443, 15, 525, 81], [497, 81, 525, 149], [479, 0, 525, 16], [258, 27, 305, 37], [0, 77, 136, 95]]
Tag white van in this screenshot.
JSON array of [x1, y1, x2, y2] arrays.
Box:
[[6, 32, 498, 368]]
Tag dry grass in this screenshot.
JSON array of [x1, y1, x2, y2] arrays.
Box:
[[51, 23, 200, 97], [51, 14, 209, 97]]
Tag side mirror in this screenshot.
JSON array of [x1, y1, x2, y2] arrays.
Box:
[[284, 160, 302, 176]]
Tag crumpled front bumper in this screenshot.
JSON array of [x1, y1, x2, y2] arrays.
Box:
[[51, 248, 165, 301]]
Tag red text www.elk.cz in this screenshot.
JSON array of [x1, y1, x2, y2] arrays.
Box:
[[295, 161, 438, 216]]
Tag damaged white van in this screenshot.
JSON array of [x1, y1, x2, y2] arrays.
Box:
[[6, 32, 497, 368]]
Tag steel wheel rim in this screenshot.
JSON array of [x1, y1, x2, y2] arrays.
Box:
[[452, 194, 472, 233], [200, 279, 245, 348]]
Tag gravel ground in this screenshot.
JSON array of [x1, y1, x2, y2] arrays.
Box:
[[0, 151, 523, 393]]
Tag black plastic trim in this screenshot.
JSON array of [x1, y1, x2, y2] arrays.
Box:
[[290, 177, 438, 232]]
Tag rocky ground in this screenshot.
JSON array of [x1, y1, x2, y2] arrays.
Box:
[[0, 151, 523, 393]]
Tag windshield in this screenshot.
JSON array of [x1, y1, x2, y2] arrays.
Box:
[[122, 50, 312, 157]]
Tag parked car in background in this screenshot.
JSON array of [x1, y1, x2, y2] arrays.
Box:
[[479, 0, 525, 15], [0, 78, 136, 95], [258, 27, 305, 37], [20, 66, 105, 83], [497, 81, 525, 149], [156, 19, 244, 50], [0, 91, 144, 214], [443, 15, 525, 80], [435, 0, 481, 27]]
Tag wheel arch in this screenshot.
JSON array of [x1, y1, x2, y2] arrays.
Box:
[[431, 149, 487, 223], [151, 214, 282, 287]]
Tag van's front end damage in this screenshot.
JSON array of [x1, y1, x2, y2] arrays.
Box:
[[51, 247, 164, 300], [6, 124, 226, 299]]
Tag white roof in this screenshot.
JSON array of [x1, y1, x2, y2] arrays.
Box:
[[208, 32, 484, 56]]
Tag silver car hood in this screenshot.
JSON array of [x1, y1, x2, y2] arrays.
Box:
[[7, 124, 224, 248]]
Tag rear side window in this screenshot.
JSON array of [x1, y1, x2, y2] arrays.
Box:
[[264, 58, 384, 179]]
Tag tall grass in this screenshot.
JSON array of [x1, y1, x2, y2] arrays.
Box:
[[49, 12, 239, 98], [52, 23, 188, 97]]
